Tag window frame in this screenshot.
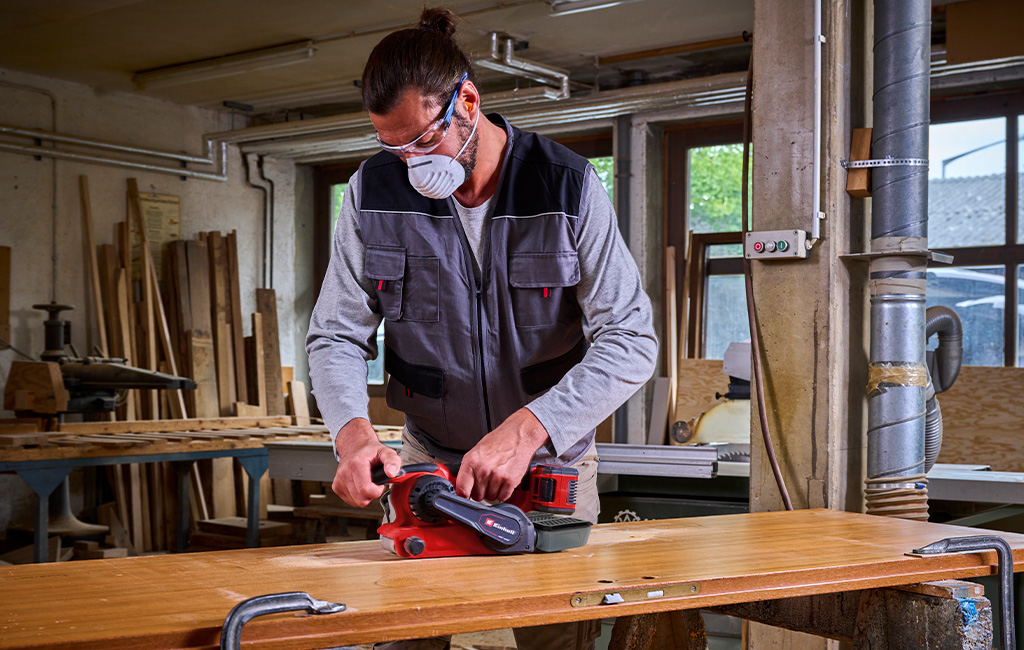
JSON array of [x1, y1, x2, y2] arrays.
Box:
[[929, 89, 1024, 366]]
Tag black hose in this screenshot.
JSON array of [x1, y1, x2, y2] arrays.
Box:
[[925, 306, 963, 394]]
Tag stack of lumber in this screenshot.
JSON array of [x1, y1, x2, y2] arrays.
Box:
[[82, 176, 287, 422]]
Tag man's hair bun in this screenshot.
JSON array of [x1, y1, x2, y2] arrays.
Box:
[[419, 7, 457, 37]]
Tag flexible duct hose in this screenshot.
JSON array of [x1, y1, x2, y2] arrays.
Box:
[[922, 306, 962, 473], [925, 305, 963, 394]]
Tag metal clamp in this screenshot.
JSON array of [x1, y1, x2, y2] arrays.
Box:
[[911, 535, 1015, 650], [220, 591, 347, 650], [841, 157, 928, 169]]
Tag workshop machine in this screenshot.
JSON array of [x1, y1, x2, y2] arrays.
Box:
[[374, 462, 592, 558], [3, 302, 196, 418]]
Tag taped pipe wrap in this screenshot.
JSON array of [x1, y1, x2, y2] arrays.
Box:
[[866, 361, 928, 395]]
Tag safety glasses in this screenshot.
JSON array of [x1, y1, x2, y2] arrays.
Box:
[[375, 72, 469, 155]]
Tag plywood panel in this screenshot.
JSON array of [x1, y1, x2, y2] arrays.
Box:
[[935, 365, 1024, 472], [671, 358, 731, 442], [187, 330, 219, 419], [2, 510, 1024, 650]]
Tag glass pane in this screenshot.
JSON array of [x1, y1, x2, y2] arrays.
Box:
[[590, 156, 614, 203], [688, 144, 747, 258], [1019, 115, 1024, 245], [928, 118, 1006, 248], [705, 275, 749, 360], [329, 182, 348, 239], [926, 266, 1004, 366]]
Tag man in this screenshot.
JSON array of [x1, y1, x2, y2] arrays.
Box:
[[306, 7, 657, 649]]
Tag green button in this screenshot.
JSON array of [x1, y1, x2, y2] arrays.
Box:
[[777, 240, 789, 252]]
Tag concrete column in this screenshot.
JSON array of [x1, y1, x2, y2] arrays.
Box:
[[749, 0, 858, 646]]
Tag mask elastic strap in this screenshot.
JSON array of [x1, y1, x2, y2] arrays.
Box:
[[453, 106, 480, 161]]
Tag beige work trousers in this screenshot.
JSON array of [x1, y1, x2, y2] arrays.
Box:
[[373, 430, 602, 650]]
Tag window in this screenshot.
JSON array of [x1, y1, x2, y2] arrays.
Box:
[[666, 123, 749, 360], [928, 92, 1024, 366]]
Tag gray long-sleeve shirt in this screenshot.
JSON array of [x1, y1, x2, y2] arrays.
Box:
[[307, 159, 658, 460]]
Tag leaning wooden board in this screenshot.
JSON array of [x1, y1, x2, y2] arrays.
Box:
[[3, 509, 1023, 650]]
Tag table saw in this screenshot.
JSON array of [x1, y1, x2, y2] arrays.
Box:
[[2, 508, 1022, 649]]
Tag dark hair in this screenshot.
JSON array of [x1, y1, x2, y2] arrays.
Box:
[[361, 7, 474, 115]]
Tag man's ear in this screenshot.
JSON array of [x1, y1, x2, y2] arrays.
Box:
[[461, 80, 481, 115]]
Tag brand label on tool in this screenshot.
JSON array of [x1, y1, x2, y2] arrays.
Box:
[[479, 515, 518, 542]]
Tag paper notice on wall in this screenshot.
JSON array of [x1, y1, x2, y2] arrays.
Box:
[[130, 193, 181, 283]]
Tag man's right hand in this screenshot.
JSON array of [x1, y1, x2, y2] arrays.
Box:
[[332, 418, 402, 507]]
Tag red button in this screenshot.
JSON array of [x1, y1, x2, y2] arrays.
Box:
[[753, 241, 764, 253]]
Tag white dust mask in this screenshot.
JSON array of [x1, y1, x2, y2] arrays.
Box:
[[406, 109, 479, 200]]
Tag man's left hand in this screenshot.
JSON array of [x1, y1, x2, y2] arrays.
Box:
[[455, 408, 549, 502]]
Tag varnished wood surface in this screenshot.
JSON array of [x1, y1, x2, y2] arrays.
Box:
[[3, 509, 1024, 650]]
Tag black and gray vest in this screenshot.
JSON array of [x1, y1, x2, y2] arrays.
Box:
[[357, 114, 591, 463]]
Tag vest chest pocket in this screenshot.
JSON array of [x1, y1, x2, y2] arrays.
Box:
[[366, 248, 441, 323], [509, 251, 581, 328], [365, 247, 405, 321]]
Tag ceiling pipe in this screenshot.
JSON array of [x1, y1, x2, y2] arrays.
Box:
[[476, 33, 571, 98], [864, 0, 932, 521]]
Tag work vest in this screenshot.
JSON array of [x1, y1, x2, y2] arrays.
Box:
[[357, 114, 592, 463]]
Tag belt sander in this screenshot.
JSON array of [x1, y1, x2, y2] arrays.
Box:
[[373, 462, 592, 558]]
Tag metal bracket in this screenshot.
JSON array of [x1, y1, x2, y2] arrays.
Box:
[[841, 157, 928, 169], [570, 583, 700, 607], [220, 591, 347, 650], [840, 250, 954, 265], [910, 535, 1015, 650]]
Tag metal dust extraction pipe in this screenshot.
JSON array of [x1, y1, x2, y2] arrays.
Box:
[[865, 0, 932, 520]]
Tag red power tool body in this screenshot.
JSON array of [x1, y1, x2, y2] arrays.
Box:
[[374, 462, 590, 559]]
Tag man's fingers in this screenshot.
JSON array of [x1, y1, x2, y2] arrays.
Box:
[[456, 468, 476, 499], [377, 447, 402, 478]]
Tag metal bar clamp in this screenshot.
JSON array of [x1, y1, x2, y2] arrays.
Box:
[[220, 591, 347, 650], [912, 535, 1015, 650]]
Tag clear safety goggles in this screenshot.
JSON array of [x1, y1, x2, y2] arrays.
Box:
[[375, 72, 469, 156]]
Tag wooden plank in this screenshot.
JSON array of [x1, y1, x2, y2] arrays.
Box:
[[936, 365, 1024, 472], [97, 245, 122, 359], [287, 380, 311, 426], [169, 242, 192, 365], [96, 501, 136, 556], [55, 415, 292, 434], [138, 464, 153, 552], [185, 240, 212, 333], [2, 362, 69, 414], [4, 510, 1024, 649], [188, 330, 220, 419], [225, 232, 248, 407], [78, 175, 108, 356], [139, 245, 159, 419], [256, 289, 286, 415], [647, 377, 671, 446], [248, 313, 267, 415], [0, 245, 8, 343], [846, 127, 872, 198], [946, 0, 1024, 65], [128, 463, 144, 551], [210, 457, 236, 519], [114, 269, 136, 420], [663, 246, 678, 413], [207, 233, 233, 415]]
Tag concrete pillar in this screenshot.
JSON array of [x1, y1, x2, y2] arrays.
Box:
[[749, 0, 860, 645]]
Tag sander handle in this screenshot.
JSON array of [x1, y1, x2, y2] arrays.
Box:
[[371, 462, 440, 486]]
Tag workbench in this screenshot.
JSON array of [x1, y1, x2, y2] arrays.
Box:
[[0, 419, 328, 562], [2, 509, 1022, 649]]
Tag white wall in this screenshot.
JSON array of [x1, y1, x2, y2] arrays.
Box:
[[0, 66, 312, 535]]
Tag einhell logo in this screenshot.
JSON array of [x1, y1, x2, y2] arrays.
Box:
[[483, 517, 516, 536]]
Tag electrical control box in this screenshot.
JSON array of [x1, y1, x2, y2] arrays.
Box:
[[744, 230, 809, 260]]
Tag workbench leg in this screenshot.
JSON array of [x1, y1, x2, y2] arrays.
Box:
[[171, 461, 192, 552], [608, 611, 707, 650], [17, 467, 72, 563], [237, 454, 268, 549], [715, 582, 993, 649]]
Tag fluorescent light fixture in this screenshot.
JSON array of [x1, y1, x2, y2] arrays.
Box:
[[133, 41, 316, 90], [549, 0, 644, 16]]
